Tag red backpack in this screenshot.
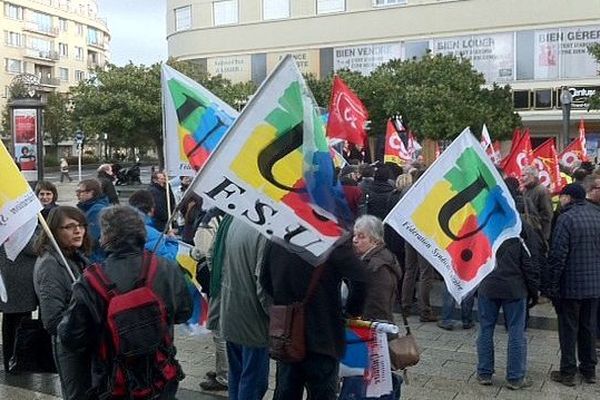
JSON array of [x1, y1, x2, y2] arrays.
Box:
[[83, 252, 183, 399]]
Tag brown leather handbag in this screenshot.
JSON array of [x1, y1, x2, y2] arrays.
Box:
[[388, 312, 420, 370], [268, 264, 325, 363]]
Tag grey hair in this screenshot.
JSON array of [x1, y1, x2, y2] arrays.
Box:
[[99, 205, 147, 249], [354, 215, 384, 244], [521, 166, 539, 179], [582, 174, 600, 193]]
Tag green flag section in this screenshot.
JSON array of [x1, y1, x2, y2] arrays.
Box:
[[385, 128, 522, 303]]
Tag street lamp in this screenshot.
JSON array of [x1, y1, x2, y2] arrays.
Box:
[[560, 86, 572, 151], [103, 132, 108, 161]]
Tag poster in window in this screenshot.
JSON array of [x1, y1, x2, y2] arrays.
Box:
[[559, 25, 600, 78], [15, 144, 37, 171], [14, 109, 37, 144], [13, 109, 38, 179], [333, 43, 401, 75], [534, 29, 559, 79], [266, 50, 320, 76], [433, 33, 514, 83], [207, 55, 252, 82]]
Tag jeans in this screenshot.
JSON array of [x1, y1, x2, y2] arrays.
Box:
[[555, 298, 599, 377], [226, 342, 269, 400], [477, 296, 527, 381], [441, 290, 474, 325], [338, 373, 402, 399], [274, 352, 338, 400]]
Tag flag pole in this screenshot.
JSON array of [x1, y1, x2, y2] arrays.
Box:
[[37, 213, 77, 282]]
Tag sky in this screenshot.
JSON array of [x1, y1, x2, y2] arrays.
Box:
[[98, 0, 167, 66]]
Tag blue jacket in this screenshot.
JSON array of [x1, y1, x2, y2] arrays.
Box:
[[77, 195, 110, 263], [546, 201, 600, 299], [143, 214, 178, 260]]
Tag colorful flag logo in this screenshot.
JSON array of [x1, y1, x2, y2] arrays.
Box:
[[385, 129, 521, 303], [188, 55, 350, 263], [175, 241, 208, 326], [161, 64, 238, 176]]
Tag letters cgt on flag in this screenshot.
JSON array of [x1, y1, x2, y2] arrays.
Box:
[[326, 76, 368, 147], [188, 55, 351, 263], [161, 65, 238, 176], [385, 129, 521, 303]]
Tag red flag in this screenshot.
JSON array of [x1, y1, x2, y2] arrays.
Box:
[[490, 141, 502, 164], [383, 120, 411, 166], [532, 138, 563, 195], [559, 120, 588, 169], [501, 130, 532, 178], [326, 76, 369, 147], [480, 124, 492, 150], [507, 128, 522, 155]]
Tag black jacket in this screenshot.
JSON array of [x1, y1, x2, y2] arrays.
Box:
[[97, 171, 119, 205], [363, 180, 395, 220], [57, 242, 192, 391], [261, 240, 367, 360], [478, 221, 540, 300], [148, 182, 176, 231]]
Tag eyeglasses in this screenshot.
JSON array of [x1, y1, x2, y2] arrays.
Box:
[[59, 223, 87, 231], [75, 189, 91, 195]]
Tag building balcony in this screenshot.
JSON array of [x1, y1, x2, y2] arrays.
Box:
[[87, 40, 107, 51], [39, 76, 60, 87], [23, 21, 59, 37], [24, 49, 60, 62]]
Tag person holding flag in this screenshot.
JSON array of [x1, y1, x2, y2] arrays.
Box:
[[520, 166, 553, 246]]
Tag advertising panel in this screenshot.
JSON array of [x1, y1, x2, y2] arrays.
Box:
[[333, 42, 401, 75], [266, 50, 320, 76], [433, 33, 514, 83], [12, 109, 38, 181], [207, 55, 252, 82], [559, 25, 600, 78]]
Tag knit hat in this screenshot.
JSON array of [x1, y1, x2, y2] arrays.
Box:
[[560, 183, 586, 200]]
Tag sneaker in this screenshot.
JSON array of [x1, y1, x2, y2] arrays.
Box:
[[476, 375, 493, 386], [200, 377, 228, 391], [506, 378, 533, 390], [419, 314, 439, 322], [550, 371, 576, 387], [437, 321, 455, 331], [462, 321, 475, 330], [205, 371, 216, 379]]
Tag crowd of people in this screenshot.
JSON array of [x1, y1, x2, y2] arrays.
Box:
[[0, 157, 599, 399]]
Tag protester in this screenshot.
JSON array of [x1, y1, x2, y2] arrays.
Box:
[[385, 173, 412, 269], [544, 181, 600, 386], [128, 190, 179, 259], [341, 214, 402, 399], [59, 157, 72, 183], [213, 217, 271, 400], [76, 179, 109, 262], [193, 209, 229, 392], [362, 165, 395, 220], [0, 240, 38, 372], [57, 205, 192, 399], [96, 164, 119, 205], [403, 244, 439, 322], [35, 180, 59, 220], [357, 163, 375, 192], [261, 239, 367, 400], [520, 166, 553, 244], [583, 175, 600, 349], [339, 165, 363, 220], [33, 206, 91, 399], [438, 291, 475, 331], [149, 171, 176, 232], [476, 180, 540, 389]]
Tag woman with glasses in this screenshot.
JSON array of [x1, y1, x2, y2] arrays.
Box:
[[33, 206, 91, 400]]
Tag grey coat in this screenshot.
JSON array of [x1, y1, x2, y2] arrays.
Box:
[[0, 240, 38, 313], [33, 250, 86, 335], [219, 219, 271, 348]]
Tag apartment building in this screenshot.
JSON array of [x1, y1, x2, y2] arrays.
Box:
[[1, 0, 110, 112], [166, 0, 600, 151]]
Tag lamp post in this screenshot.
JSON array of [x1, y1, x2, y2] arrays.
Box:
[[103, 132, 108, 161], [75, 129, 84, 181], [560, 86, 572, 151]]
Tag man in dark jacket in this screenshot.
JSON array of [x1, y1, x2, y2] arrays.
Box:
[[97, 164, 119, 205], [58, 205, 192, 399], [261, 240, 367, 400], [362, 165, 395, 220], [76, 179, 110, 262], [521, 166, 553, 245], [545, 188, 600, 386], [148, 171, 176, 232]]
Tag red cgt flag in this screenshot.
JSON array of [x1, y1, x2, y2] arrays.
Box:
[[326, 76, 369, 147], [559, 120, 588, 169], [383, 119, 411, 166], [501, 129, 532, 178], [532, 138, 563, 195]]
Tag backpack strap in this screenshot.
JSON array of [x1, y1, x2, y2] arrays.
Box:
[[84, 263, 119, 302], [134, 251, 159, 289]]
